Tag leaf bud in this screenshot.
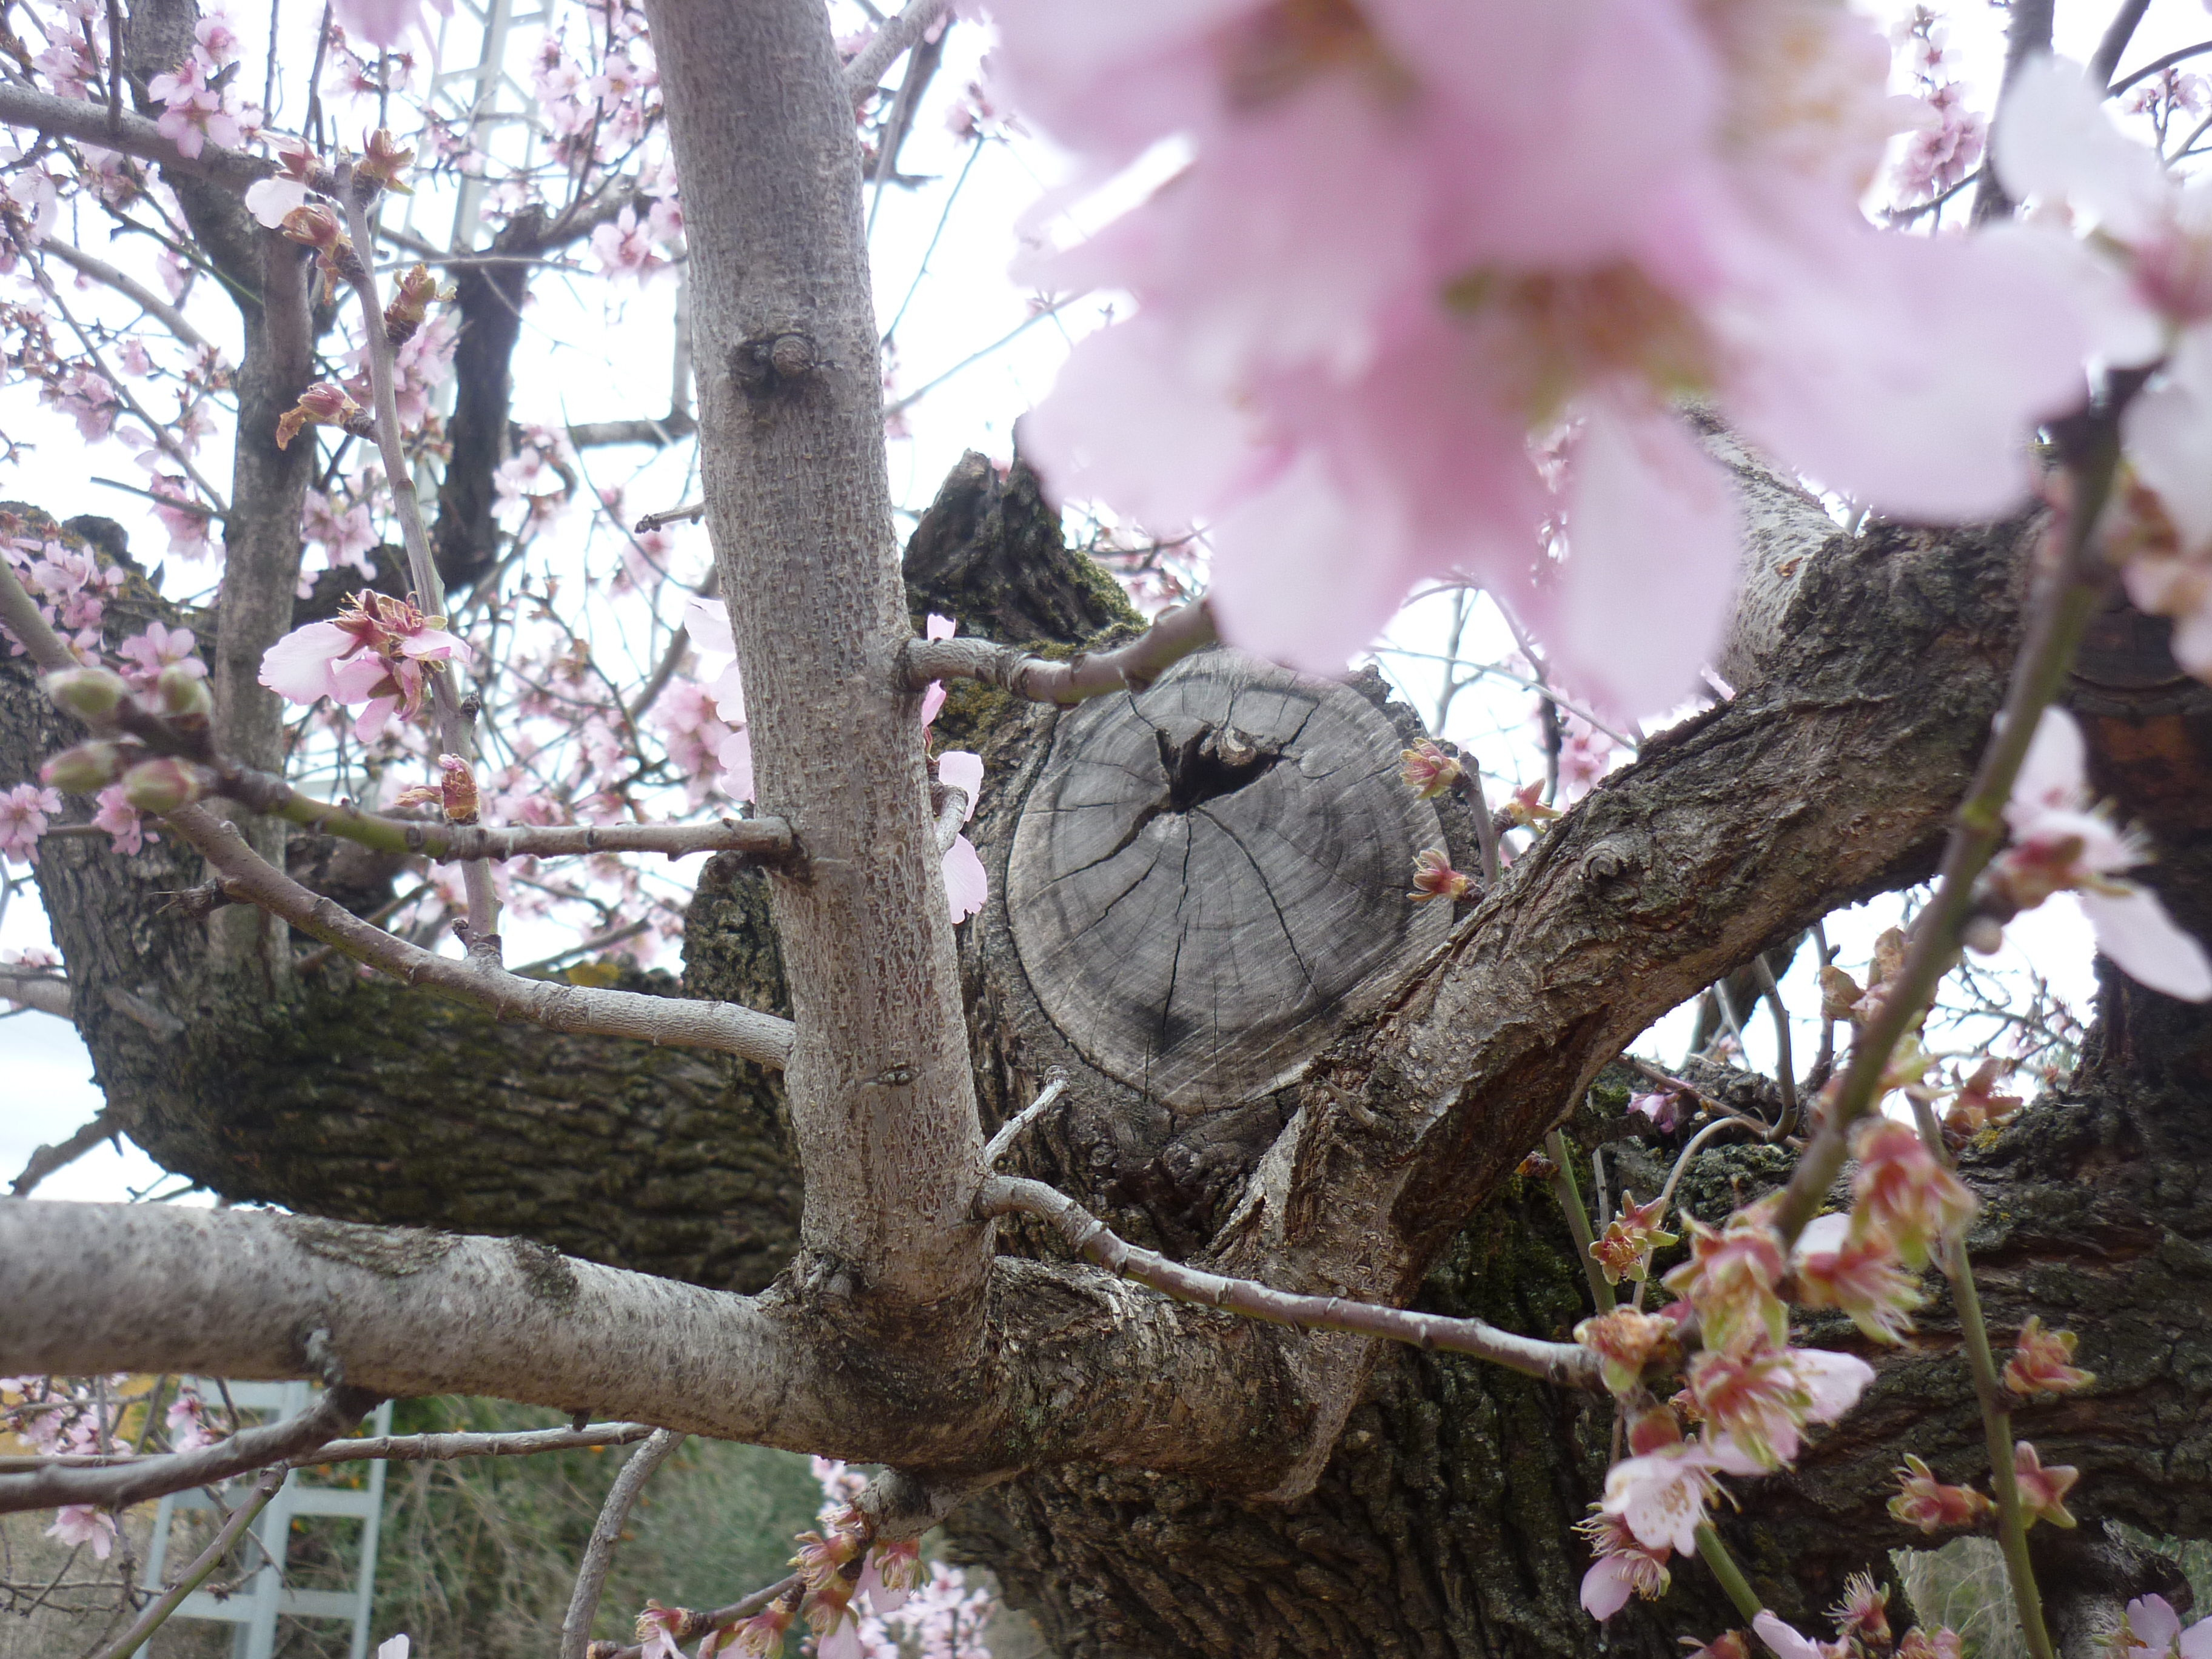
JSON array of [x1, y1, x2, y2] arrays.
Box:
[[40, 740, 134, 794], [120, 756, 212, 813], [42, 666, 130, 720], [157, 663, 215, 719]]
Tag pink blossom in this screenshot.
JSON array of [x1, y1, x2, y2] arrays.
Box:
[[1599, 1434, 1759, 1556], [2123, 1594, 2212, 1659], [590, 207, 664, 281], [996, 0, 2094, 718], [1996, 707, 2212, 1000], [165, 1390, 213, 1451], [259, 591, 470, 741], [194, 13, 241, 66], [332, 0, 440, 50], [1576, 1510, 1671, 1620], [147, 59, 241, 158], [0, 782, 62, 865], [117, 621, 206, 686], [45, 1505, 116, 1559], [1790, 1212, 1925, 1344]]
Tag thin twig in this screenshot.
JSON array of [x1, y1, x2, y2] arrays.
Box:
[[39, 239, 211, 352], [1909, 1096, 2056, 1659], [89, 1466, 284, 1659], [585, 1576, 803, 1659], [560, 1428, 687, 1659], [634, 500, 705, 534], [976, 1175, 1601, 1389], [8, 1105, 118, 1196], [1750, 953, 1798, 1138], [984, 1076, 1067, 1167], [0, 1381, 377, 1514], [1771, 379, 2139, 1248], [164, 805, 796, 1068], [903, 598, 1217, 706], [1545, 1129, 1615, 1315], [3, 1421, 657, 1472], [342, 174, 498, 942]]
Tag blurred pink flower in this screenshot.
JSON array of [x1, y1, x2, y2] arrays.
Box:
[[998, 0, 2091, 719]]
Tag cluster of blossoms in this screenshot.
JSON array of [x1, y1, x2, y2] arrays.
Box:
[[1744, 1574, 1965, 1659], [146, 10, 261, 160], [991, 0, 2100, 722], [1, 1374, 130, 1559], [1888, 7, 1985, 207]]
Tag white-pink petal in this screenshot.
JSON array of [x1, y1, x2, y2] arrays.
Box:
[[1580, 1555, 1641, 1622], [1754, 1611, 1826, 1659], [244, 176, 311, 229], [717, 726, 756, 803], [1547, 401, 1738, 721], [258, 621, 354, 703], [2122, 330, 2212, 552], [2006, 706, 2089, 829], [2077, 886, 2212, 1001], [937, 750, 984, 823], [683, 595, 736, 657], [1786, 1349, 1875, 1424], [943, 834, 988, 922], [1992, 55, 2171, 244], [2129, 1597, 2183, 1658]]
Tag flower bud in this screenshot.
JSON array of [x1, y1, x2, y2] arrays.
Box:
[[120, 756, 211, 813], [157, 663, 214, 718], [42, 666, 129, 720], [40, 740, 133, 794]]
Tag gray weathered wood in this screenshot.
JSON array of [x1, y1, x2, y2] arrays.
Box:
[[1007, 650, 1449, 1111]]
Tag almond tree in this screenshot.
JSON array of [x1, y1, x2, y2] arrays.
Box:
[[6, 3, 2212, 1658]]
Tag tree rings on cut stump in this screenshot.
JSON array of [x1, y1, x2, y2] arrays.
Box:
[[1007, 650, 1449, 1111]]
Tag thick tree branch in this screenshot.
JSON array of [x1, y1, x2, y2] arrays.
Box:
[[0, 81, 270, 190], [0, 969, 74, 1024], [0, 1202, 1325, 1490], [646, 0, 990, 1318]]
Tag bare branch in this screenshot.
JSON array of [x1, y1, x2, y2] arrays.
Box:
[[8, 1105, 116, 1198], [89, 1465, 285, 1659], [39, 240, 212, 354], [2089, 0, 2156, 89], [983, 1075, 1067, 1167], [931, 783, 968, 853], [0, 1377, 378, 1515], [561, 1429, 687, 1659], [902, 598, 1219, 706], [0, 82, 271, 191], [974, 1176, 1602, 1390], [634, 501, 706, 534], [566, 411, 697, 450], [1, 1420, 657, 1472], [165, 805, 796, 1068], [2106, 37, 2212, 98], [0, 969, 73, 1024], [842, 0, 951, 102]]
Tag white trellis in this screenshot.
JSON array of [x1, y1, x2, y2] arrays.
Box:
[[138, 1383, 394, 1659]]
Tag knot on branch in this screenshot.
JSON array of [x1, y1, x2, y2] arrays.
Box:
[[731, 332, 824, 398]]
